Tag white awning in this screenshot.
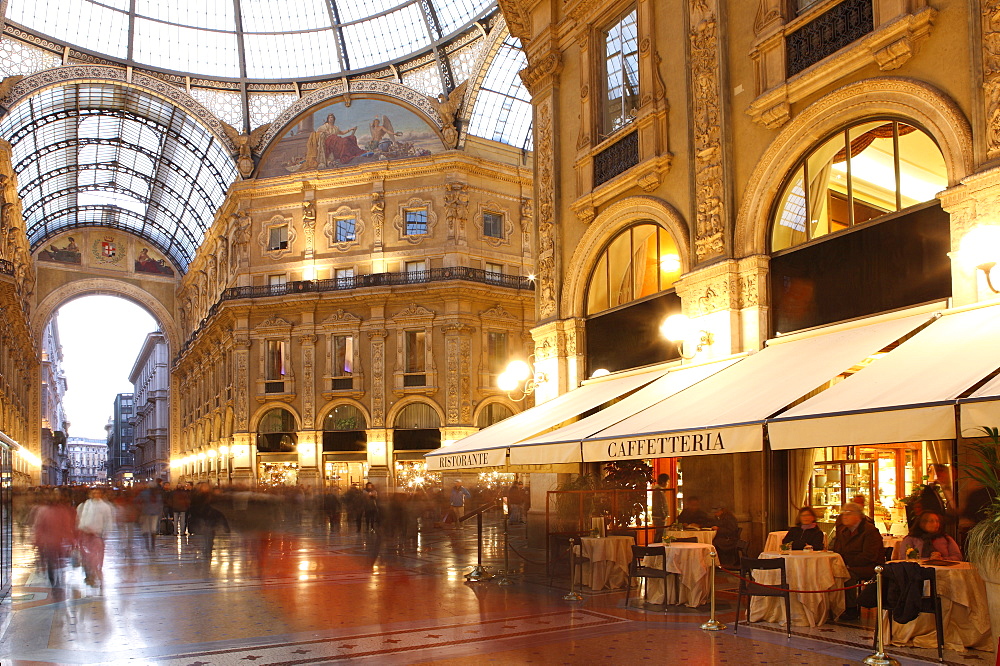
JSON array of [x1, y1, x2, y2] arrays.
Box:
[[581, 314, 933, 462], [425, 366, 665, 470], [509, 357, 742, 465], [770, 305, 1000, 450], [960, 373, 1000, 436]]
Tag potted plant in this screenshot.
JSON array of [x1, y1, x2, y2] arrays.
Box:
[[961, 426, 1000, 659]]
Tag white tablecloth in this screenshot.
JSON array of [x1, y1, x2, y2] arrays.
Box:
[[749, 552, 850, 627], [764, 530, 897, 555], [882, 561, 993, 653], [638, 542, 714, 607], [662, 530, 715, 545], [573, 536, 634, 590]]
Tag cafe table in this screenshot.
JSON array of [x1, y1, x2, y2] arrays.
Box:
[[573, 535, 634, 590], [881, 560, 993, 653], [661, 529, 715, 545], [637, 542, 715, 607], [764, 530, 899, 556], [748, 551, 850, 627]]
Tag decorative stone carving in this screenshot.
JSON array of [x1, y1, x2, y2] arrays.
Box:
[[535, 100, 557, 320], [254, 314, 293, 331], [426, 80, 468, 149], [321, 309, 362, 325], [301, 336, 316, 429], [231, 210, 252, 269], [519, 51, 563, 96], [496, 0, 531, 41], [220, 121, 271, 179], [302, 201, 316, 257], [445, 334, 461, 424], [984, 1, 1000, 159], [368, 329, 387, 427], [322, 205, 364, 252], [519, 198, 532, 256], [443, 182, 470, 242], [370, 191, 385, 251], [690, 0, 726, 263], [392, 303, 436, 320], [474, 201, 513, 247], [479, 304, 518, 321]]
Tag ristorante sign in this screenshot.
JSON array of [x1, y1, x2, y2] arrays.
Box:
[[582, 425, 761, 462], [426, 447, 506, 470]]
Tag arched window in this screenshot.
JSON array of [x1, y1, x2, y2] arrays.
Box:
[[393, 402, 441, 452], [394, 403, 440, 430], [476, 403, 513, 428], [322, 404, 367, 452], [585, 223, 682, 316], [256, 407, 297, 452], [771, 119, 947, 252]]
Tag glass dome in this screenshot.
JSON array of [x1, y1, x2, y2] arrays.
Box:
[[5, 0, 495, 80]]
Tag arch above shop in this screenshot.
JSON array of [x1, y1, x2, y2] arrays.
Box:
[[735, 77, 974, 257], [561, 196, 690, 320]]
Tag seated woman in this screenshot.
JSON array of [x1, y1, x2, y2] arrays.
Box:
[[901, 511, 962, 560], [781, 507, 825, 551]]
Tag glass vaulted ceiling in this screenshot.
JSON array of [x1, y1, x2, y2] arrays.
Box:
[[0, 83, 239, 271], [5, 0, 495, 80]]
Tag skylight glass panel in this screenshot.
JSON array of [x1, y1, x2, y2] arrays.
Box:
[[467, 35, 532, 148], [134, 0, 234, 30], [6, 0, 129, 59], [241, 0, 332, 32], [243, 30, 341, 79], [341, 3, 430, 70], [133, 19, 241, 78], [432, 0, 492, 34], [333, 0, 408, 24]]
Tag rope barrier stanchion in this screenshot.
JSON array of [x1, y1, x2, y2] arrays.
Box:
[[563, 538, 583, 602], [496, 510, 515, 586], [863, 565, 901, 666], [700, 550, 727, 631]]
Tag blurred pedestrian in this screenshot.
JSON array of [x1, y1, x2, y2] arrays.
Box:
[[76, 487, 116, 587], [169, 483, 192, 536], [449, 480, 471, 529], [363, 482, 379, 532], [137, 480, 163, 551], [33, 489, 76, 586], [189, 489, 229, 563]]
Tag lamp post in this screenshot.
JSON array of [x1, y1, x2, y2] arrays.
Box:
[[497, 356, 547, 401]]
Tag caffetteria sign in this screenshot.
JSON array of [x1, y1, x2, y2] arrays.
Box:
[[583, 425, 761, 461]]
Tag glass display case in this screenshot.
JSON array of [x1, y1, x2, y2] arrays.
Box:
[[809, 459, 875, 524]]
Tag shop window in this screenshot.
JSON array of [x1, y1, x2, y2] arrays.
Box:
[[393, 402, 441, 451], [268, 224, 289, 251], [483, 211, 504, 239], [323, 404, 367, 451], [602, 7, 639, 139], [404, 330, 426, 386], [404, 209, 428, 236], [476, 402, 514, 428], [256, 407, 297, 452], [771, 119, 947, 252], [335, 217, 357, 243], [585, 223, 682, 316], [331, 335, 353, 390]]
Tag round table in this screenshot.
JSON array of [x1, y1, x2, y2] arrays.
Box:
[[573, 535, 634, 590], [749, 551, 850, 627], [661, 530, 715, 545], [764, 530, 898, 556], [638, 542, 714, 607], [882, 561, 993, 653]]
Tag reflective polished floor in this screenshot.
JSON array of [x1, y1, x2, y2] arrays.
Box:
[[0, 515, 964, 665]]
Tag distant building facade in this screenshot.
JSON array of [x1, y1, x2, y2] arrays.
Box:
[[129, 332, 170, 482], [106, 392, 134, 485], [39, 316, 69, 485], [66, 436, 107, 485]]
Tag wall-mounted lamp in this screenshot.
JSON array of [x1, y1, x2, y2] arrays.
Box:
[[498, 356, 547, 401], [659, 314, 714, 360], [959, 225, 1000, 294]]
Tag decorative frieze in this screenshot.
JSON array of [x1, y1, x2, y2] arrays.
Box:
[[984, 0, 1000, 160], [535, 99, 557, 320]]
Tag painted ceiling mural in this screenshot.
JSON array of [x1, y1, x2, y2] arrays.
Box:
[[36, 228, 176, 277], [257, 98, 445, 179]]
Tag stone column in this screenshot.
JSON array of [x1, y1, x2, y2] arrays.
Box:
[[442, 324, 474, 427], [939, 168, 1000, 306], [296, 429, 320, 488], [230, 431, 254, 486]]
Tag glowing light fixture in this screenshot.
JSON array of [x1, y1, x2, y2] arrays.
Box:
[[498, 355, 547, 401], [659, 253, 682, 273], [590, 368, 611, 378], [959, 225, 1000, 294], [660, 314, 714, 360]]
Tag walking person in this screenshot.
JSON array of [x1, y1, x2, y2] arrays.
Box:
[[136, 480, 163, 552], [188, 487, 229, 565], [33, 489, 76, 587], [76, 487, 116, 587], [651, 473, 670, 543], [449, 479, 471, 529], [363, 482, 379, 532], [505, 481, 526, 525], [168, 483, 192, 536]]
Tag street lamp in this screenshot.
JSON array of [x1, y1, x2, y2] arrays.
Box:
[[497, 356, 547, 401], [959, 225, 1000, 294], [660, 314, 714, 360]]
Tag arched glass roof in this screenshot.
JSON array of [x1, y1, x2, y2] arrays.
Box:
[[0, 83, 238, 271], [5, 0, 495, 81], [466, 35, 532, 150]]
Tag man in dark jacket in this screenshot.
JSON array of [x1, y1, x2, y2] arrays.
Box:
[[830, 502, 885, 620]]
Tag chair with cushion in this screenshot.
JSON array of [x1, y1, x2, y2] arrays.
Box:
[[625, 545, 669, 608], [733, 557, 792, 638]]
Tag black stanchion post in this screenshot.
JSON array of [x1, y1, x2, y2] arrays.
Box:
[[864, 566, 900, 666], [464, 504, 493, 582]]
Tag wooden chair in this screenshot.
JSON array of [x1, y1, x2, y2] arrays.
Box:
[[736, 539, 750, 563], [884, 546, 895, 562], [734, 557, 792, 638], [625, 545, 669, 607], [670, 536, 698, 543], [876, 563, 945, 663]]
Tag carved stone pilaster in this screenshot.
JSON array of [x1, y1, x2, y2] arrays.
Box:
[[690, 0, 727, 263], [370, 190, 385, 251], [939, 167, 1000, 305], [984, 1, 1000, 160], [520, 198, 533, 257], [302, 201, 316, 258], [233, 331, 251, 431], [300, 334, 317, 429], [534, 98, 558, 320], [443, 323, 474, 426], [367, 329, 388, 427]]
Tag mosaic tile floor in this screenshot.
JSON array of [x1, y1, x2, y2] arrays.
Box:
[[0, 515, 984, 665]]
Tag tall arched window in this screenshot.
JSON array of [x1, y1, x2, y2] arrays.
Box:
[[771, 119, 946, 252], [256, 407, 297, 452], [323, 404, 367, 452], [476, 403, 514, 428], [585, 223, 682, 316]]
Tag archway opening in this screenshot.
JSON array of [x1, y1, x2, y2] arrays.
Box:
[[49, 294, 162, 487]]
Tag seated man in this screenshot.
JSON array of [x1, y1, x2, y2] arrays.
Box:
[[676, 496, 711, 528], [829, 502, 885, 621]]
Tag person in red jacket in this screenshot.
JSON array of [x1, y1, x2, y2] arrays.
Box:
[[33, 489, 77, 587]]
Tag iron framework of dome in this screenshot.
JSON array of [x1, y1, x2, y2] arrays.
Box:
[[0, 82, 239, 271]]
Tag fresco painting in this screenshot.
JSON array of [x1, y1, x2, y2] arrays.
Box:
[[37, 236, 82, 265], [34, 229, 179, 277], [135, 246, 175, 276], [258, 98, 444, 179]]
